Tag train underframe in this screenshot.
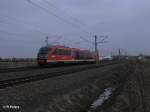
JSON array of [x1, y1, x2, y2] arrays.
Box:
[[37, 58, 95, 66]]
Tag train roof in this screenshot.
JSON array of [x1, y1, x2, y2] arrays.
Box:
[[40, 45, 95, 53], [41, 45, 69, 48], [52, 45, 69, 48]]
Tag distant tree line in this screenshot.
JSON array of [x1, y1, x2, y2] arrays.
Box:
[[0, 57, 36, 62], [112, 54, 150, 61]]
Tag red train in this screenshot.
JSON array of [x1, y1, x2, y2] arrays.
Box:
[[37, 45, 96, 65]]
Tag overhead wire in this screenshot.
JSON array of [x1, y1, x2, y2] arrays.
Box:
[[0, 15, 65, 44], [27, 0, 93, 46], [0, 0, 93, 46], [26, 0, 91, 36], [97, 36, 108, 43], [79, 36, 94, 45], [41, 0, 93, 44], [0, 30, 29, 37], [43, 0, 89, 28], [0, 15, 55, 36]]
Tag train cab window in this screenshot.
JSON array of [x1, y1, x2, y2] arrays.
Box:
[[38, 47, 51, 55]]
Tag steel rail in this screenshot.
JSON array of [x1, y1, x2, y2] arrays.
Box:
[[0, 62, 95, 73], [0, 62, 118, 89], [0, 66, 39, 73]]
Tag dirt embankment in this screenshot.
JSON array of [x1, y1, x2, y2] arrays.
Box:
[[0, 62, 133, 112], [33, 62, 131, 112], [1, 60, 150, 112]]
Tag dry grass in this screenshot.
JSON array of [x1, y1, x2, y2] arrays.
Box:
[[98, 60, 150, 112], [42, 63, 129, 112]]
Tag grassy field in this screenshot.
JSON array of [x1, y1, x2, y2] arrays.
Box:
[[96, 60, 150, 112]]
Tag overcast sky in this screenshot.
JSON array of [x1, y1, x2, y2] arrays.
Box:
[[0, 0, 150, 58]]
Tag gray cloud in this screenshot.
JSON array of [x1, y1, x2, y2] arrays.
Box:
[[0, 0, 150, 57]]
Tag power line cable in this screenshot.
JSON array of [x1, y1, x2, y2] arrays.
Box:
[[0, 0, 93, 46], [0, 15, 54, 36], [0, 17, 66, 44], [79, 36, 94, 45], [26, 0, 91, 35], [27, 0, 93, 45], [43, 0, 89, 28], [42, 0, 94, 44], [0, 30, 29, 36], [0, 15, 91, 46]]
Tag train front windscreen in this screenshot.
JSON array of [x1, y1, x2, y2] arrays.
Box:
[[37, 47, 51, 64], [38, 47, 50, 55]]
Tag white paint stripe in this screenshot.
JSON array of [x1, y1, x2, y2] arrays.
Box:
[[47, 59, 95, 62]]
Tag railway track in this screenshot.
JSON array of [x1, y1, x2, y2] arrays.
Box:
[[0, 66, 39, 73], [0, 62, 95, 73], [0, 62, 118, 89]]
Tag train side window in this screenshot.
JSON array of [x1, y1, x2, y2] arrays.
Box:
[[61, 49, 64, 55], [66, 50, 71, 56], [59, 49, 63, 55], [62, 50, 66, 55], [53, 49, 71, 56], [62, 50, 71, 56], [54, 49, 57, 55], [75, 51, 80, 59], [53, 49, 61, 55]]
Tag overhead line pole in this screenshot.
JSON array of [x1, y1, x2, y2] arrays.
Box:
[[94, 35, 99, 64], [119, 48, 121, 61], [45, 36, 48, 46], [94, 35, 108, 64]]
